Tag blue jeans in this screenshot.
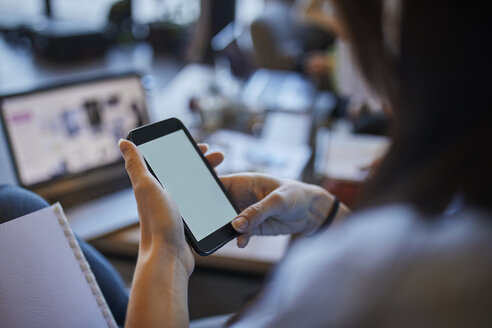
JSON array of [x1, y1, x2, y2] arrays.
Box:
[[0, 185, 129, 327]]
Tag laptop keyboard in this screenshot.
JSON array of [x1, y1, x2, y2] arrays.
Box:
[[55, 177, 132, 209]]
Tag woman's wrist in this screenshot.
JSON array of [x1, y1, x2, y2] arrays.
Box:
[[320, 195, 339, 230], [139, 234, 195, 277], [309, 185, 347, 229], [127, 238, 192, 328]]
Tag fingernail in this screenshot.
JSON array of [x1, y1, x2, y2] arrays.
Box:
[[118, 139, 126, 149], [118, 139, 130, 155], [237, 237, 247, 248], [232, 217, 248, 231]]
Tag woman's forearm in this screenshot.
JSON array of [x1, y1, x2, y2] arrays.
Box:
[[125, 242, 190, 328]]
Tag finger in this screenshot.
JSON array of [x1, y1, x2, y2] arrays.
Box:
[[205, 151, 224, 168], [231, 191, 284, 233], [198, 143, 209, 154], [219, 175, 233, 190], [220, 174, 243, 190], [237, 233, 251, 248], [118, 139, 153, 187]]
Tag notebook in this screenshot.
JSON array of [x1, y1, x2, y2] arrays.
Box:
[[0, 204, 117, 328]]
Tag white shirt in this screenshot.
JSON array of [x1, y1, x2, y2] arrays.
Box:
[[232, 204, 492, 327]]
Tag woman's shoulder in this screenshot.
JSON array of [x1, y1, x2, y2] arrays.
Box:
[[233, 204, 492, 327], [331, 203, 492, 253], [292, 204, 492, 325], [327, 203, 492, 326], [307, 203, 492, 275]]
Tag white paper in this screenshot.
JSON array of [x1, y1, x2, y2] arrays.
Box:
[[0, 204, 115, 328], [315, 129, 390, 182]]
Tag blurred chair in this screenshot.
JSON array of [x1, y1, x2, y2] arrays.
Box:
[[250, 0, 333, 71]]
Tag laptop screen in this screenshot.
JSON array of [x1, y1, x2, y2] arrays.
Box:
[[0, 74, 147, 187]]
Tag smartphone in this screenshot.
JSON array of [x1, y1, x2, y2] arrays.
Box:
[[127, 118, 239, 256]]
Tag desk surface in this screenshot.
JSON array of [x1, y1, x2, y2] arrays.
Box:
[[91, 224, 290, 274]]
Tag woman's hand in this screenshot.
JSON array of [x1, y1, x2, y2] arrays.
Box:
[[118, 140, 224, 275], [120, 140, 225, 328], [221, 173, 338, 248]]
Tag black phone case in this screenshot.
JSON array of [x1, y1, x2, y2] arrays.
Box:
[[127, 117, 239, 256]]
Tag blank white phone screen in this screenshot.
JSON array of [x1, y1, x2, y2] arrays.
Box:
[[138, 130, 237, 241]]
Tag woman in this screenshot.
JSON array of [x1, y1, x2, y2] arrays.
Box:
[[121, 0, 492, 327]]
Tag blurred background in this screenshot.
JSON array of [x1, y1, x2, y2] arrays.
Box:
[[0, 0, 391, 320]]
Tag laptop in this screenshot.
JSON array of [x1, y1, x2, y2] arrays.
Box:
[[0, 73, 149, 240]]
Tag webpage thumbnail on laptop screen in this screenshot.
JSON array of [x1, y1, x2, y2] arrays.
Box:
[[1, 76, 146, 186]]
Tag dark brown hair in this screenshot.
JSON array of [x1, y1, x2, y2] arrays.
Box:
[[333, 0, 491, 214]]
